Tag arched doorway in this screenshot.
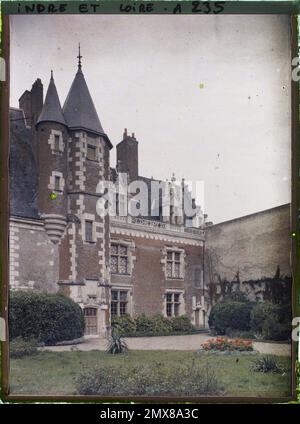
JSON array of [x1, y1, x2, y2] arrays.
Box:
[[84, 307, 98, 335]]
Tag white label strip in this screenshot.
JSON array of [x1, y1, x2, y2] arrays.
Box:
[[0, 317, 6, 341]]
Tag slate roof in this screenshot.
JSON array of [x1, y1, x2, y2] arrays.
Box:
[[9, 65, 113, 220], [37, 73, 66, 127], [9, 109, 39, 219], [10, 107, 27, 131], [63, 67, 112, 148]]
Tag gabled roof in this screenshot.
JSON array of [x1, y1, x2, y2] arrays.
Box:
[[63, 67, 112, 148], [37, 73, 66, 127]]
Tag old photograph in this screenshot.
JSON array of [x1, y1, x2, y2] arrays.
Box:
[[8, 14, 292, 398]]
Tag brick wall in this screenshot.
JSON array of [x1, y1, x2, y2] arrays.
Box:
[[110, 230, 204, 323]]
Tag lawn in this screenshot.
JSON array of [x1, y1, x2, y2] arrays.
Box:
[[9, 350, 291, 397]]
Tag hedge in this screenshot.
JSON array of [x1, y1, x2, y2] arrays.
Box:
[[208, 300, 254, 335], [112, 314, 194, 337], [250, 302, 291, 341], [9, 291, 85, 345], [209, 299, 291, 341]]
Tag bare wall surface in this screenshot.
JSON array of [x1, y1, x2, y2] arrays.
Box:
[[205, 204, 291, 284]]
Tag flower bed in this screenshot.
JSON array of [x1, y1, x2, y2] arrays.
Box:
[[201, 338, 253, 352]]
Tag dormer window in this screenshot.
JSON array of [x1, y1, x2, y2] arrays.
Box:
[[87, 144, 96, 161]]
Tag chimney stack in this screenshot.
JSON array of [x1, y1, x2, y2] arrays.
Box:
[[18, 79, 43, 127], [116, 129, 139, 182], [31, 79, 43, 125]]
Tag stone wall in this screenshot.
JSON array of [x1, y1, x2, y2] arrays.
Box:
[[10, 217, 59, 293], [204, 204, 291, 300]]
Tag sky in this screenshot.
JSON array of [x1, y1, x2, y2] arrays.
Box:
[[10, 14, 291, 223]]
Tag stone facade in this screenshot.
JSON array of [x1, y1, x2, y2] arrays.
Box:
[[9, 217, 59, 293]]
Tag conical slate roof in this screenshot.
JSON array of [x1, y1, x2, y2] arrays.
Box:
[[37, 72, 66, 126], [63, 67, 112, 148]]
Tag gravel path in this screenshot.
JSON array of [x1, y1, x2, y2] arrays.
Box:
[[43, 334, 291, 356]]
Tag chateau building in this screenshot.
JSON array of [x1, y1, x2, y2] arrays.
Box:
[[9, 56, 208, 336], [9, 54, 291, 337]]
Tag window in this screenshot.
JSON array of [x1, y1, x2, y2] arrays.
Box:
[[85, 220, 94, 243], [54, 134, 60, 151], [54, 176, 61, 191], [87, 144, 96, 161], [111, 290, 128, 317], [166, 250, 182, 279], [110, 244, 128, 274], [166, 292, 181, 317]]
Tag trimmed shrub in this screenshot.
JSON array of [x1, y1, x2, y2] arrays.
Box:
[[250, 302, 291, 341], [76, 362, 221, 396], [209, 300, 254, 335], [10, 337, 39, 359], [135, 314, 155, 335], [149, 315, 173, 335], [111, 314, 194, 337], [250, 302, 277, 334], [111, 315, 136, 336], [9, 291, 85, 345], [170, 315, 194, 333]]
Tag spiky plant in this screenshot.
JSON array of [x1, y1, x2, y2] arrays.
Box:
[[251, 356, 284, 374], [106, 329, 128, 354]]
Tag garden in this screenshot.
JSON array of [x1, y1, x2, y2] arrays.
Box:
[[8, 291, 292, 397], [9, 349, 291, 397]]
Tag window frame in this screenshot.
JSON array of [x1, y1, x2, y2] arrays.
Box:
[[110, 243, 129, 275], [110, 289, 129, 317], [166, 250, 183, 279], [86, 143, 97, 161], [85, 220, 94, 243], [54, 175, 61, 192], [54, 134, 60, 152], [166, 291, 181, 317]]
